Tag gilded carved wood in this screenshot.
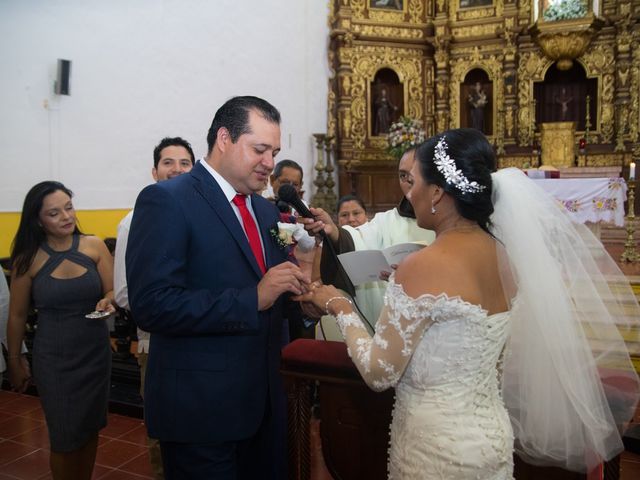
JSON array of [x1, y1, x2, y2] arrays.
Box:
[[629, 40, 640, 143], [328, 0, 638, 204], [517, 50, 549, 146], [449, 47, 504, 141], [349, 45, 424, 153], [449, 0, 504, 21], [581, 42, 616, 142]]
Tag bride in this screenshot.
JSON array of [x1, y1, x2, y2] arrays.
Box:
[[298, 128, 640, 479]]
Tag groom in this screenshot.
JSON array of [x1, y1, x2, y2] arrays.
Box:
[[126, 96, 308, 479]]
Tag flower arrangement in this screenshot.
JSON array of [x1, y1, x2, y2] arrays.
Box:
[[387, 116, 427, 160], [543, 0, 588, 22]]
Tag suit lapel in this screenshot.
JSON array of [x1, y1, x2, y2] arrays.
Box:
[[190, 163, 264, 278]]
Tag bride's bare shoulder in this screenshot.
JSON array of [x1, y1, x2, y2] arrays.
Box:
[[395, 236, 495, 300], [394, 245, 452, 298]]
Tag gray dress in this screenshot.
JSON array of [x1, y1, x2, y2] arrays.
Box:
[[31, 234, 111, 452]]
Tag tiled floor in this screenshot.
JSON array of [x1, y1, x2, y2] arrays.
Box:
[[0, 390, 154, 479], [2, 390, 639, 480], [0, 389, 333, 480]]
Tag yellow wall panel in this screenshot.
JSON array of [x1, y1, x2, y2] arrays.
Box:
[[0, 209, 130, 259]]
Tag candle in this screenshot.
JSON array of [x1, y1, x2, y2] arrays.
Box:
[[631, 162, 636, 180]]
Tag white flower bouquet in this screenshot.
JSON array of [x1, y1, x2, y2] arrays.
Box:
[[387, 116, 427, 160]]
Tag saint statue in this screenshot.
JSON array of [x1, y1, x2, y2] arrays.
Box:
[[374, 88, 398, 136], [468, 82, 488, 133]]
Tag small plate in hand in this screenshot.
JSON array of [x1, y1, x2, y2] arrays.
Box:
[[85, 311, 112, 319]]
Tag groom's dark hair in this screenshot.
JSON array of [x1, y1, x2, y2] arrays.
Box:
[[206, 96, 281, 154]]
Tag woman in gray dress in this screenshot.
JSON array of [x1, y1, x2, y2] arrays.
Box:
[[7, 181, 114, 480]]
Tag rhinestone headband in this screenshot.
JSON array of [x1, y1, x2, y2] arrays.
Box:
[[434, 136, 486, 194]]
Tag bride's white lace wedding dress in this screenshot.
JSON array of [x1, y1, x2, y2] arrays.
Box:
[[333, 168, 640, 478], [336, 278, 514, 479]]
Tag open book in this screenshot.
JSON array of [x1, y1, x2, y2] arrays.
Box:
[[337, 242, 426, 286]]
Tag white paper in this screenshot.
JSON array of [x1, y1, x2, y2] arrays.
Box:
[[337, 243, 425, 286]]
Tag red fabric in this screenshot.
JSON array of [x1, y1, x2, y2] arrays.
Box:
[[279, 212, 296, 224], [586, 463, 603, 480], [232, 194, 266, 274], [281, 339, 360, 379]]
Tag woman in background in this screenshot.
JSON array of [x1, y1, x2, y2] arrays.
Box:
[[315, 195, 369, 340], [337, 194, 368, 228], [7, 181, 114, 480]]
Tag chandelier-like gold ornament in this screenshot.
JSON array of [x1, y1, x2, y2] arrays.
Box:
[[529, 13, 604, 71]]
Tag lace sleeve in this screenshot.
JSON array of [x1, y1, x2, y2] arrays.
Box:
[[335, 285, 435, 391]]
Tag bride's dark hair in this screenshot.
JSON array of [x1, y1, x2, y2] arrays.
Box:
[[415, 128, 496, 235]]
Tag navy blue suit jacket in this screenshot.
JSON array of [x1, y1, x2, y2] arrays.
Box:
[[126, 161, 290, 443]]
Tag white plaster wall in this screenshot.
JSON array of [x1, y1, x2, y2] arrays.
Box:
[[0, 0, 330, 210]]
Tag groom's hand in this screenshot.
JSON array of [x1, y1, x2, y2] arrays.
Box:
[[257, 262, 309, 311]]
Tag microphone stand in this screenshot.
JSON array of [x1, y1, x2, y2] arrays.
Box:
[[316, 229, 376, 334]]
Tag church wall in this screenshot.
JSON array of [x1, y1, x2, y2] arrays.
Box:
[[0, 0, 329, 215]]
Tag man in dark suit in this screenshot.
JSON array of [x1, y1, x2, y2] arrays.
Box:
[[126, 96, 308, 479]]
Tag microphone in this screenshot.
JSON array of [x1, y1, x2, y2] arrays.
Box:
[[275, 199, 291, 213], [277, 184, 313, 218], [278, 183, 375, 332], [277, 185, 373, 331]]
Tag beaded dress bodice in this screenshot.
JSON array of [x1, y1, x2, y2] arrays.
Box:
[[335, 278, 514, 479]]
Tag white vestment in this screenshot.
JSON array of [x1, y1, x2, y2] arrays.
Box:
[[343, 208, 435, 324], [320, 208, 434, 341]]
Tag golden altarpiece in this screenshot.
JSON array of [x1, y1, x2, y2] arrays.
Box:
[[325, 0, 640, 213]]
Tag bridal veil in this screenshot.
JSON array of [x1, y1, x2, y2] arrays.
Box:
[[491, 168, 640, 472]]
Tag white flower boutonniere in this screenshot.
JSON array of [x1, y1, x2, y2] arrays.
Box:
[[270, 223, 295, 250]]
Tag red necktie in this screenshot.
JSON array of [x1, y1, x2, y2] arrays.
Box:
[[232, 194, 266, 274]]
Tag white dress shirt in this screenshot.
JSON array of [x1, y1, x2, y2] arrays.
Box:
[[199, 159, 266, 257], [114, 210, 151, 353], [0, 272, 27, 371]]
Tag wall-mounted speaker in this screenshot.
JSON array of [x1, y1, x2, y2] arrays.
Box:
[[55, 59, 71, 95]]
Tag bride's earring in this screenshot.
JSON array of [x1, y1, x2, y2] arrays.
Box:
[[431, 203, 436, 214]]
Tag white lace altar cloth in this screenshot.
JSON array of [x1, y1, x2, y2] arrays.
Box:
[[533, 177, 627, 227]]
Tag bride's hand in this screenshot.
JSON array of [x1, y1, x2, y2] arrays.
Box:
[[293, 282, 345, 314], [379, 263, 398, 281]]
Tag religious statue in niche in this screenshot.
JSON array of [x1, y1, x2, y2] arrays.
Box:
[[460, 0, 493, 8], [373, 88, 399, 136], [468, 82, 488, 133], [554, 87, 573, 121], [370, 0, 403, 9]]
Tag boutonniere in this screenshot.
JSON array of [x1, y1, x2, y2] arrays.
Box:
[[269, 223, 295, 250]]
